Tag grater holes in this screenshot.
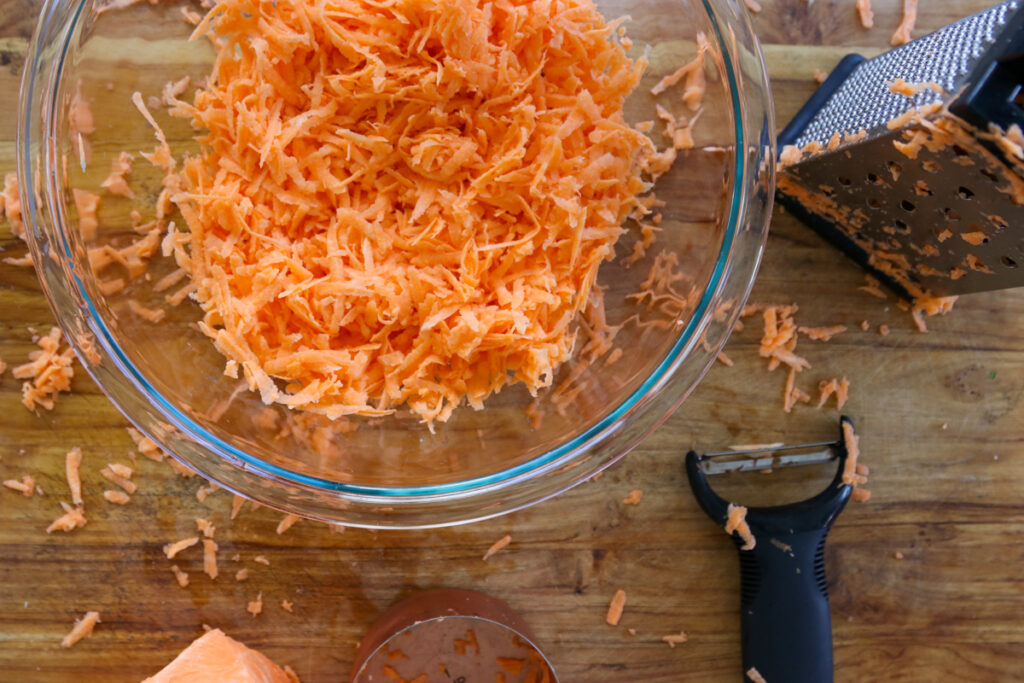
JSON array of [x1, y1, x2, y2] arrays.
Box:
[[922, 160, 941, 173], [945, 208, 962, 221], [887, 160, 902, 180], [980, 168, 999, 183], [953, 144, 970, 158], [1002, 256, 1018, 269], [867, 197, 882, 209], [900, 199, 916, 213], [867, 172, 882, 185], [838, 176, 852, 186], [958, 186, 975, 200], [895, 219, 910, 234]]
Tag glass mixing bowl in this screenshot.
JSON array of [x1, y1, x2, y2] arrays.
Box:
[[19, 0, 773, 527]]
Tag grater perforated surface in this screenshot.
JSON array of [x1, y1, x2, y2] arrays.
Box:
[[793, 1, 1019, 148]]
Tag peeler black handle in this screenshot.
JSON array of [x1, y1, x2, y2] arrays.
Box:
[[738, 524, 836, 683], [685, 417, 855, 683]]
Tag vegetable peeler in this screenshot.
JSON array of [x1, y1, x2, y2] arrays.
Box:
[[685, 417, 856, 683]]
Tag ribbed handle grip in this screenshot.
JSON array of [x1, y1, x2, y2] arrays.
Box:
[[738, 527, 834, 683]]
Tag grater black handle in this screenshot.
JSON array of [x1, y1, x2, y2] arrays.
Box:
[[738, 524, 836, 683], [950, 4, 1024, 141]]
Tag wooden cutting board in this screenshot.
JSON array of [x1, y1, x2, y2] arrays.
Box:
[[1, 0, 1022, 680]]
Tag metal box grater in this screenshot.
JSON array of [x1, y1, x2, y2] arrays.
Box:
[[776, 1, 1024, 298]]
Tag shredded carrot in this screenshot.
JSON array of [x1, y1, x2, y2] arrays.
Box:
[[497, 657, 525, 674], [747, 667, 767, 683], [247, 591, 263, 617], [725, 503, 756, 551], [47, 502, 87, 533], [841, 420, 870, 503], [605, 589, 627, 626], [103, 490, 130, 505], [783, 368, 800, 413], [127, 300, 167, 323], [127, 427, 165, 462], [196, 482, 218, 502], [888, 79, 943, 97], [69, 81, 95, 168], [855, 0, 873, 28], [817, 377, 850, 410], [716, 351, 733, 367], [3, 475, 36, 497], [281, 600, 294, 613], [893, 551, 905, 560], [778, 145, 802, 168], [2, 172, 25, 244], [759, 307, 809, 372], [164, 536, 200, 559], [858, 274, 887, 299], [13, 327, 76, 411], [651, 35, 708, 97], [841, 420, 861, 485], [851, 487, 872, 502], [891, 0, 917, 46], [131, 91, 175, 173], [161, 76, 191, 107], [276, 514, 301, 535], [167, 456, 198, 478], [109, 462, 133, 479], [662, 632, 688, 648], [156, 0, 657, 426], [171, 564, 190, 587], [203, 539, 219, 579], [960, 231, 987, 246], [180, 5, 201, 25], [100, 466, 137, 494], [231, 494, 246, 520], [235, 568, 249, 582], [100, 152, 135, 198], [813, 69, 828, 84], [483, 534, 512, 561], [72, 189, 101, 242], [196, 517, 216, 538], [622, 489, 643, 505], [254, 555, 270, 566], [743, 0, 762, 13], [797, 325, 846, 341], [65, 446, 84, 506], [61, 611, 100, 648], [879, 324, 890, 336]]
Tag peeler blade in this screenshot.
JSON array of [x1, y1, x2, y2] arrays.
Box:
[[698, 441, 838, 476]]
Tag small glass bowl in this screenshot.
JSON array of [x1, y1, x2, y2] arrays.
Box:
[[351, 589, 556, 682], [19, 0, 773, 527]]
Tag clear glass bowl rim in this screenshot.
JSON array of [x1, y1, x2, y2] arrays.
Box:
[[19, 0, 775, 526]]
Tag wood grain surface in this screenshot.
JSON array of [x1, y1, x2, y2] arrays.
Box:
[[2, 0, 1023, 681]]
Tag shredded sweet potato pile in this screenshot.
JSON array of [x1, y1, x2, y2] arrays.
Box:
[[161, 0, 656, 424]]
